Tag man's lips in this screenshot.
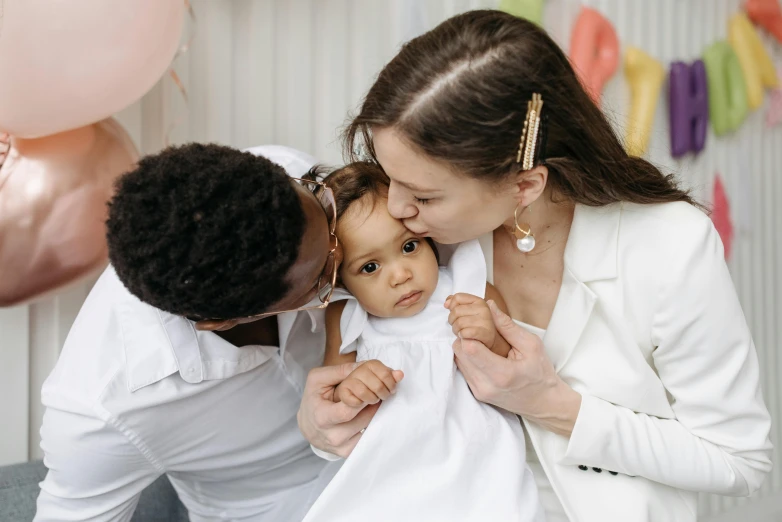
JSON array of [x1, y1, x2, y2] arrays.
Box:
[[396, 290, 423, 307]]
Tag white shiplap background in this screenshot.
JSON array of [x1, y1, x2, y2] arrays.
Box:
[[0, 1, 780, 520]]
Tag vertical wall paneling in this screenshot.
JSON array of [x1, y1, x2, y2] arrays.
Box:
[[1, 2, 779, 519], [0, 306, 29, 465]]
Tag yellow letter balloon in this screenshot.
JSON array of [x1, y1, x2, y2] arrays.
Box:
[[624, 47, 664, 157], [729, 12, 779, 110]]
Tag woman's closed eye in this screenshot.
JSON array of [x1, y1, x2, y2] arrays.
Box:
[[361, 262, 380, 274], [414, 197, 431, 205]]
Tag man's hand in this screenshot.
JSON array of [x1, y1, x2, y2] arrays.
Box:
[[298, 361, 403, 458]]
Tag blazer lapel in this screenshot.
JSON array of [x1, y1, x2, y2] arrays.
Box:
[[543, 203, 622, 372], [544, 268, 597, 371]]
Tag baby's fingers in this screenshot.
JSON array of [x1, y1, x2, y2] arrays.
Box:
[[363, 360, 401, 396], [444, 292, 482, 310], [339, 380, 380, 406]]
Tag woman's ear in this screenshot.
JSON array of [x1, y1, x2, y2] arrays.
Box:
[[511, 165, 548, 207]]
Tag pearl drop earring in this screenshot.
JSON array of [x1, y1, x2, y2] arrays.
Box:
[[512, 204, 535, 253]]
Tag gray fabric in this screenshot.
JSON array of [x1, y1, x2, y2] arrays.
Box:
[[0, 460, 188, 522]]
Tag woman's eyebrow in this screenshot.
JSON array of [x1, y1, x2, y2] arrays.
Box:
[[395, 179, 439, 193]]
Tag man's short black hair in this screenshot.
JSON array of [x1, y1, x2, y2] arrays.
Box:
[[106, 143, 305, 320]]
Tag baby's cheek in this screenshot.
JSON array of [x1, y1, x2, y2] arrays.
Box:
[[351, 283, 388, 316]]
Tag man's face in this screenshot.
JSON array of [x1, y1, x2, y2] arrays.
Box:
[[195, 180, 340, 332], [266, 181, 339, 312]]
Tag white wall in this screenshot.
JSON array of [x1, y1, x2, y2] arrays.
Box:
[[1, 1, 780, 520]]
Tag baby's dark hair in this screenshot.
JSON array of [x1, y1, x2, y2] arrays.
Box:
[[320, 161, 390, 221], [311, 161, 439, 262], [106, 143, 305, 320]]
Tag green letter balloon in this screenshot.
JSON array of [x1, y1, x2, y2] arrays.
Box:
[[703, 41, 749, 135], [499, 0, 544, 25]]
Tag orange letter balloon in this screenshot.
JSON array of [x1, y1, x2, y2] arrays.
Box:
[[569, 7, 620, 107], [745, 0, 782, 44]]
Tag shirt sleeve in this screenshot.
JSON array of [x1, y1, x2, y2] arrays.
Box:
[[310, 444, 343, 462], [562, 211, 773, 496], [35, 403, 163, 522]]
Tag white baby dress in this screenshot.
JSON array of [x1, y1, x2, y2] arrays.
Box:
[[303, 240, 545, 522]]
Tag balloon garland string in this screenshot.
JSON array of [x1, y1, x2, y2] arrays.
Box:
[[0, 133, 13, 196], [164, 0, 196, 147], [0, 133, 8, 171]]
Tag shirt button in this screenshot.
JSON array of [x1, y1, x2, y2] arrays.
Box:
[[578, 465, 588, 471], [592, 467, 603, 473], [188, 367, 195, 374], [609, 471, 619, 475]]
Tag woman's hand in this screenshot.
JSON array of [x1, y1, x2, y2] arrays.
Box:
[[451, 300, 582, 437], [297, 362, 387, 458]]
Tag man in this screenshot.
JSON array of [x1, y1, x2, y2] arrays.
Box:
[[35, 144, 350, 521]]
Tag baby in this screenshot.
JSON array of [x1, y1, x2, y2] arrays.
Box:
[[303, 162, 544, 522]]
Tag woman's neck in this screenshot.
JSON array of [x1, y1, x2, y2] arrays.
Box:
[[503, 190, 575, 256]]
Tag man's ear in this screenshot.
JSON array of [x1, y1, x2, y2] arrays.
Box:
[[195, 318, 239, 332]]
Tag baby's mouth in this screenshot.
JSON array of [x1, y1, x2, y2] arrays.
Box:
[[396, 290, 423, 307]]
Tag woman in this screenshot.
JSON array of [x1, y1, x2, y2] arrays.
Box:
[[298, 10, 773, 521]]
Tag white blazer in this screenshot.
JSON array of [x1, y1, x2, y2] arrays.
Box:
[[484, 201, 773, 522]]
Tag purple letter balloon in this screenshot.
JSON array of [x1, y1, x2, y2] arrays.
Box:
[[669, 60, 709, 157]]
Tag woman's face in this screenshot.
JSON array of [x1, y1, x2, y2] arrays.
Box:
[[374, 128, 518, 244]]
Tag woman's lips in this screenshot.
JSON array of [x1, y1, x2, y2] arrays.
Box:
[[403, 220, 428, 236], [396, 290, 422, 307]]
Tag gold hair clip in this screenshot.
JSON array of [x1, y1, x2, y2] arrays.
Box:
[[515, 93, 544, 170]]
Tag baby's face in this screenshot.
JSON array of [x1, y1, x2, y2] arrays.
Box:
[[338, 196, 439, 318]]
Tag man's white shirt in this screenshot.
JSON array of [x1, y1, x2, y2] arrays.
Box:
[[35, 146, 334, 522]]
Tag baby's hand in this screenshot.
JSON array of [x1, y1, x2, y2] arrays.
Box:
[[445, 293, 510, 357], [335, 360, 404, 408]]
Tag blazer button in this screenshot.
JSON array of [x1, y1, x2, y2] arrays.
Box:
[[578, 465, 588, 471], [592, 467, 603, 473], [609, 471, 618, 475]]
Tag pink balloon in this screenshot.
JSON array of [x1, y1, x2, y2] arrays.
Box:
[[0, 119, 139, 306], [569, 7, 620, 107], [0, 0, 184, 138], [711, 175, 734, 261]]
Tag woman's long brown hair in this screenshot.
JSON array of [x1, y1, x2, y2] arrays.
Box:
[[345, 9, 700, 209]]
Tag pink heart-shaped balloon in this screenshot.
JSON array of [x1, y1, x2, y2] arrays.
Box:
[[0, 119, 138, 306]]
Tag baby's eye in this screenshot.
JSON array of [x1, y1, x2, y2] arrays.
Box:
[[361, 262, 379, 274], [414, 197, 431, 205], [402, 240, 419, 254]]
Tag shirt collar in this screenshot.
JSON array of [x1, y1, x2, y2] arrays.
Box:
[[122, 292, 323, 392]]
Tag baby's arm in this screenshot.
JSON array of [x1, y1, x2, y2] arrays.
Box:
[[445, 284, 511, 357], [324, 300, 356, 366], [323, 300, 403, 407]]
